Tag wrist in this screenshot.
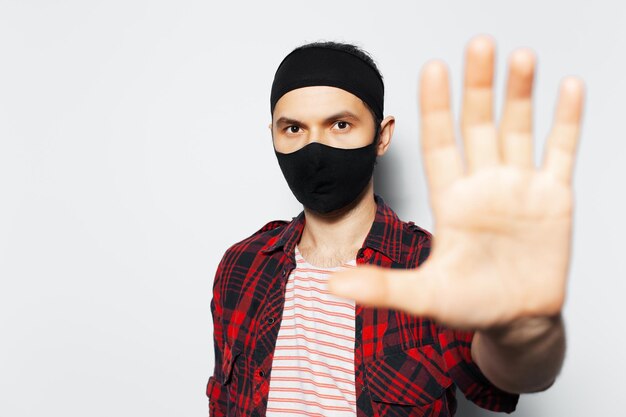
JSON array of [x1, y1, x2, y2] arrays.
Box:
[[472, 314, 566, 393], [479, 314, 563, 348]]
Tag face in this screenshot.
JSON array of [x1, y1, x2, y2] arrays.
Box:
[[271, 86, 390, 154]]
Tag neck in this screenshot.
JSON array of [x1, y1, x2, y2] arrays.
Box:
[[298, 181, 376, 263]]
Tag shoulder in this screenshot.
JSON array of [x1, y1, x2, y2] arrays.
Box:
[[376, 195, 431, 243], [217, 219, 290, 269], [398, 219, 432, 267], [403, 220, 432, 239], [399, 217, 432, 250]]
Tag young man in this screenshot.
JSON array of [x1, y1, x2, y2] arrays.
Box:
[[206, 36, 584, 417]]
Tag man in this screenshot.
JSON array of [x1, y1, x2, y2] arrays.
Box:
[[206, 35, 585, 417]]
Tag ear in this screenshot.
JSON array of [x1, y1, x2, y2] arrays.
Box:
[[376, 115, 395, 156]]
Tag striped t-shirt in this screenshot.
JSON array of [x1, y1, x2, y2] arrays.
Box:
[[266, 245, 357, 417]]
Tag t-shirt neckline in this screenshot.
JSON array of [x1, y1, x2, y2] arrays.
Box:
[[294, 244, 357, 270]]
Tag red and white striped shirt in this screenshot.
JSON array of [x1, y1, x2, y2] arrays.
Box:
[[266, 245, 357, 417]]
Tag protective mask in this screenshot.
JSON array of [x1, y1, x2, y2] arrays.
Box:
[[274, 139, 377, 214]]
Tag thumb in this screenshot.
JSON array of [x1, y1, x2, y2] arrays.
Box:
[[327, 264, 437, 316]]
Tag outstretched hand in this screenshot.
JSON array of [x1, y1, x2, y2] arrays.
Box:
[[328, 35, 585, 331]]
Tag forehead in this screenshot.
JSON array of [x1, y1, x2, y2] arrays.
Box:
[[272, 86, 369, 120]]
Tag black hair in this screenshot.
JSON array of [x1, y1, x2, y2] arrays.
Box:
[[293, 41, 384, 144]]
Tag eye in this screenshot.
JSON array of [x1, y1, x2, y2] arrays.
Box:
[[286, 125, 301, 134], [333, 121, 350, 130]]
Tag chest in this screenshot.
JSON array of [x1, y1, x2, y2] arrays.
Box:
[[219, 249, 438, 360], [296, 245, 360, 268], [217, 248, 458, 415]]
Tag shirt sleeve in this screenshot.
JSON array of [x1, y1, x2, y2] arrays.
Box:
[[437, 327, 520, 413], [206, 255, 229, 417]]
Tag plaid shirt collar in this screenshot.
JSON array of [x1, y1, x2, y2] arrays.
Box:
[[260, 194, 405, 264]]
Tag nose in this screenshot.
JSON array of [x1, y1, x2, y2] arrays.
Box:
[[307, 126, 328, 146]]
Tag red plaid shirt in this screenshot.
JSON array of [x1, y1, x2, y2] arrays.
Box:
[[207, 195, 519, 416]]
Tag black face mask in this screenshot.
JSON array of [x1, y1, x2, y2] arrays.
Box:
[[274, 139, 377, 214]]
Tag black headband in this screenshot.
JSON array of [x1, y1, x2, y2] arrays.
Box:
[[270, 46, 384, 120]]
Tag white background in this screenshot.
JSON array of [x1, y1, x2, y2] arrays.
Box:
[[1, 1, 624, 416]]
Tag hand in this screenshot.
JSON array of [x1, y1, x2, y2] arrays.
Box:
[[328, 35, 585, 330]]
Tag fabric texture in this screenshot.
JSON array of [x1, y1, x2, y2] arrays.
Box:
[[274, 139, 378, 214], [266, 245, 357, 416], [270, 46, 384, 120], [206, 194, 519, 416]]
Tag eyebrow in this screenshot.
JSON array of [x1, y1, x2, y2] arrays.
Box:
[[274, 111, 361, 127]]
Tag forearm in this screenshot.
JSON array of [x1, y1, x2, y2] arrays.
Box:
[[471, 314, 566, 394]]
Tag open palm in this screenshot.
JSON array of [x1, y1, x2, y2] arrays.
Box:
[[328, 36, 584, 330]]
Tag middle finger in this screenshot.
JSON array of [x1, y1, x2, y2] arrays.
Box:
[[461, 35, 500, 172]]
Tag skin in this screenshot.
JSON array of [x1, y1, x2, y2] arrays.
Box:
[[271, 35, 585, 394], [327, 35, 585, 394]]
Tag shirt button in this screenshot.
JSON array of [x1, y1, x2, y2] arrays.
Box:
[[259, 370, 265, 377], [281, 269, 287, 277], [361, 385, 368, 392], [267, 317, 275, 324]]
